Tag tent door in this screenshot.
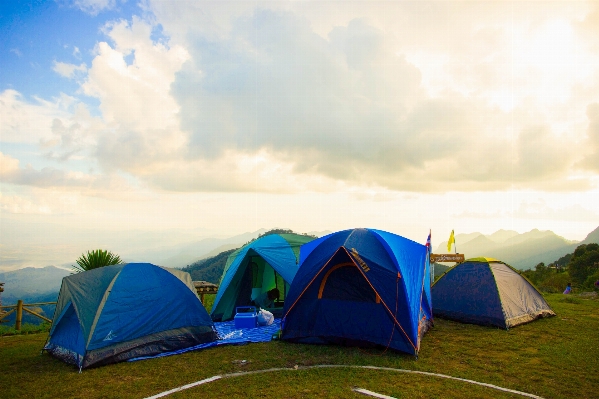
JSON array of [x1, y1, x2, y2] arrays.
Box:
[[318, 263, 380, 303]]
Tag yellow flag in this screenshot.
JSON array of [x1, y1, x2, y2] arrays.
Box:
[[447, 230, 455, 252]]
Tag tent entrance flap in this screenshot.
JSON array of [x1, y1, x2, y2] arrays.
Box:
[[318, 262, 380, 303], [250, 258, 278, 301]]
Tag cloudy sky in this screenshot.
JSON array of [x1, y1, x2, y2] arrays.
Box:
[[2, 0, 599, 269]]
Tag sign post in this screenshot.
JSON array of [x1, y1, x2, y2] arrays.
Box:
[[430, 253, 465, 263]]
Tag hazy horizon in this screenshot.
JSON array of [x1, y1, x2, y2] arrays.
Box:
[[0, 225, 593, 273]]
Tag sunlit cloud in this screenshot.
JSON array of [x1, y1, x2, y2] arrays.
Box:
[[53, 61, 87, 79]]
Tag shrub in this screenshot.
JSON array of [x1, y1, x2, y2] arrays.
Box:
[[538, 272, 571, 293], [72, 249, 123, 273]]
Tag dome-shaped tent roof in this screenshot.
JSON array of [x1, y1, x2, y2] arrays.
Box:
[[44, 263, 216, 369], [282, 228, 432, 355], [432, 258, 555, 328], [211, 233, 315, 321]]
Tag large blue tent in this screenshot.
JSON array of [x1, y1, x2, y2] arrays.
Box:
[[44, 263, 216, 369], [211, 233, 315, 322], [282, 228, 432, 356]]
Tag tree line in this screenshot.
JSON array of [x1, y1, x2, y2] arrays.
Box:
[[522, 243, 599, 293]]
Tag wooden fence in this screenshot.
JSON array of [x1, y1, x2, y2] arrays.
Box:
[[0, 282, 217, 331], [193, 281, 218, 304], [0, 301, 56, 331]]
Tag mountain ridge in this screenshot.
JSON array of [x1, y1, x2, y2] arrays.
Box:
[[434, 227, 598, 269]]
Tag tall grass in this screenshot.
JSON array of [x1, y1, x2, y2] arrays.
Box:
[[0, 322, 51, 337]]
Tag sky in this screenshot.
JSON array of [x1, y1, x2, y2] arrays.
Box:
[[1, 0, 599, 270]]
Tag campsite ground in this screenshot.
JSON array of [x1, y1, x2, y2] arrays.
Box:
[[1, 293, 598, 399]]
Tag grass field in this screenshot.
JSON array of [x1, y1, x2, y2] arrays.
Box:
[[1, 293, 598, 399]]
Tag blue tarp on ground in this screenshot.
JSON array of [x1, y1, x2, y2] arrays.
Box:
[[128, 319, 282, 361]]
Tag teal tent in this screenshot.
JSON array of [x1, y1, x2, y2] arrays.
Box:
[[211, 233, 315, 321], [44, 263, 216, 369]]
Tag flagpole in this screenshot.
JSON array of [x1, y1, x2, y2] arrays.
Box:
[[430, 229, 434, 284]]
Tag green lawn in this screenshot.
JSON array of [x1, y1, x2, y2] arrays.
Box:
[[1, 294, 597, 399]]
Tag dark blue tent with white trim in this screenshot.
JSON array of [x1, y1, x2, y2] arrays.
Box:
[[211, 233, 315, 322], [282, 228, 432, 356], [44, 263, 216, 369], [431, 257, 555, 328]]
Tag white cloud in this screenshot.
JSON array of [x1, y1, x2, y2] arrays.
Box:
[[0, 152, 20, 177], [159, 7, 595, 192], [81, 17, 189, 132], [0, 192, 52, 215], [6, 2, 599, 197], [53, 61, 87, 79], [66, 0, 119, 16], [0, 151, 139, 199], [0, 90, 73, 144]]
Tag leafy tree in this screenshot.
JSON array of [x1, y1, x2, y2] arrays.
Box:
[[71, 249, 123, 274], [567, 243, 599, 287], [522, 262, 553, 286]]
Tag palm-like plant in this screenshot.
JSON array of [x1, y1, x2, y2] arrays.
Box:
[[71, 249, 123, 273]]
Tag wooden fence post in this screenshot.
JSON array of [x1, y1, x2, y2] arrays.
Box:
[[16, 300, 23, 331]]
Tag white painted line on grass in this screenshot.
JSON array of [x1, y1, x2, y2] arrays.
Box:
[[144, 365, 545, 399], [144, 375, 222, 399], [353, 387, 398, 399]]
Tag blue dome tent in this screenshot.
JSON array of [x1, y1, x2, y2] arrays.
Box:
[[43, 263, 216, 369], [211, 233, 315, 322], [431, 257, 555, 328], [282, 228, 432, 356]]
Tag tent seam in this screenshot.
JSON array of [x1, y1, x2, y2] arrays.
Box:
[[86, 270, 122, 349]]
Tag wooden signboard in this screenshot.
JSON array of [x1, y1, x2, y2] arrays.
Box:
[[430, 253, 465, 263]]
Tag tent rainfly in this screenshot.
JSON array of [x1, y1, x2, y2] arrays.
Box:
[[431, 257, 556, 328], [211, 233, 315, 322], [282, 228, 432, 356], [44, 263, 216, 369]]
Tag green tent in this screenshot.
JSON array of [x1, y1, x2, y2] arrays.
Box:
[[211, 233, 314, 321]]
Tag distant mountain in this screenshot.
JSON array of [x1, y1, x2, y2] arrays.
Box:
[[0, 266, 69, 301], [460, 235, 501, 254], [581, 226, 599, 245], [434, 227, 598, 270], [487, 230, 519, 243], [125, 229, 268, 268], [495, 233, 578, 269], [182, 249, 235, 285], [0, 266, 67, 324], [151, 228, 329, 269]]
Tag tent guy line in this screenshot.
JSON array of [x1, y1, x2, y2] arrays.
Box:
[[143, 365, 545, 399]]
